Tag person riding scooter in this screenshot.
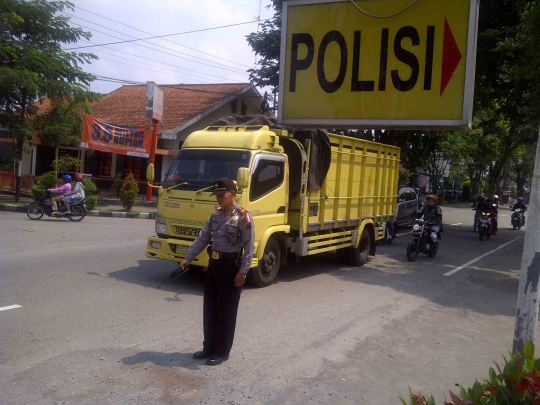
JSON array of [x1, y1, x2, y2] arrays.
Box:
[[416, 194, 443, 239], [512, 197, 527, 225], [63, 174, 85, 213], [47, 174, 72, 215]]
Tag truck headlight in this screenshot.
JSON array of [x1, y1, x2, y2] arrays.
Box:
[[155, 212, 168, 236]]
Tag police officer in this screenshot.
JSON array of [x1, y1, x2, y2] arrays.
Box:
[[179, 177, 254, 366]]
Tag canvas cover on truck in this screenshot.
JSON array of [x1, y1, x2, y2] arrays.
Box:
[[211, 115, 331, 193]]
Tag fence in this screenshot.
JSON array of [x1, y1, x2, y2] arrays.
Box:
[[91, 177, 162, 197], [0, 170, 37, 195], [0, 171, 161, 197]]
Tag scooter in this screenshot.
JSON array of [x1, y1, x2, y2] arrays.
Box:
[[27, 191, 86, 222], [477, 211, 492, 241], [511, 208, 525, 230], [406, 219, 441, 262]]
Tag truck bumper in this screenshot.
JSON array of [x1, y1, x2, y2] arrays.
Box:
[[145, 236, 209, 267], [145, 236, 259, 268]]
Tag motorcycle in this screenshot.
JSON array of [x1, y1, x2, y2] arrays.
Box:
[[406, 219, 440, 262], [27, 191, 86, 222], [511, 208, 525, 230], [476, 211, 492, 241]]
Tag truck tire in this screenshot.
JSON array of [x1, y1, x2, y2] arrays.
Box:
[[247, 237, 281, 288], [347, 228, 371, 267]]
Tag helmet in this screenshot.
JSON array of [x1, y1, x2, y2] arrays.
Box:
[[494, 195, 499, 199], [75, 174, 84, 182], [518, 197, 524, 201], [63, 174, 72, 182], [427, 194, 438, 203]]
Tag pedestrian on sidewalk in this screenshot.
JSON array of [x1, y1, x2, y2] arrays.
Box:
[[179, 177, 254, 366]]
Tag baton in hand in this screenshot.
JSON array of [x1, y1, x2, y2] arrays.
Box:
[[157, 263, 188, 290]]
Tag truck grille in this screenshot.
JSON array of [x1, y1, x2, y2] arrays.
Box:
[[172, 225, 201, 238]]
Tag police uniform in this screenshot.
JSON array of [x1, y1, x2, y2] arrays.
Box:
[[185, 179, 254, 362]]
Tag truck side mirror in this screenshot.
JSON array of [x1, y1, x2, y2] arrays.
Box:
[[146, 163, 155, 182], [236, 167, 249, 190]]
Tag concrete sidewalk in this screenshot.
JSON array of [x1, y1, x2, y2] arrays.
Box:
[[0, 193, 156, 219]]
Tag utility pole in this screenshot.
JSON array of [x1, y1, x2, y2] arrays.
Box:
[[513, 127, 540, 354]]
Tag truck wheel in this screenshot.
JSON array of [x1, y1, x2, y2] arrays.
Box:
[[247, 237, 281, 288], [348, 229, 371, 267]]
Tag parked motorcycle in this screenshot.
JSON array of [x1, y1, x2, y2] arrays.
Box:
[[511, 208, 525, 230], [27, 191, 86, 222], [406, 219, 440, 262], [476, 211, 492, 241]]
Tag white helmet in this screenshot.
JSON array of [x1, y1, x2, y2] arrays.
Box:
[[494, 195, 499, 199]]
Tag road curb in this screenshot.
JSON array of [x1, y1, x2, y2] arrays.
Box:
[[0, 204, 29, 213], [0, 204, 155, 219], [87, 210, 155, 219]]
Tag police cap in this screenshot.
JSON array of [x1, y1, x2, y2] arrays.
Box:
[[210, 177, 236, 196]]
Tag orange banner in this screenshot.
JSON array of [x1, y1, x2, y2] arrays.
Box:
[[81, 114, 153, 158]]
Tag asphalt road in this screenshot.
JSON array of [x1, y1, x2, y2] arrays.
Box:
[[0, 205, 533, 404]]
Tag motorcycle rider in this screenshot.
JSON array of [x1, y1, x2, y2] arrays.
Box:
[[63, 174, 85, 213], [47, 174, 72, 215], [416, 194, 443, 240], [512, 197, 527, 225]]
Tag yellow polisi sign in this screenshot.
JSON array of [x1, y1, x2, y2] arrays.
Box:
[[278, 0, 479, 129]]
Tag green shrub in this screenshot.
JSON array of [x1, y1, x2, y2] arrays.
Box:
[[401, 340, 540, 405], [81, 177, 98, 210], [85, 195, 98, 210], [83, 177, 97, 195], [119, 173, 138, 211], [31, 186, 46, 200], [38, 171, 59, 189]]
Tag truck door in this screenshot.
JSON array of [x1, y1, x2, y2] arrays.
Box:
[[248, 154, 288, 250]]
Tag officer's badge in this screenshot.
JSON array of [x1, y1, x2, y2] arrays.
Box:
[[230, 215, 239, 224]]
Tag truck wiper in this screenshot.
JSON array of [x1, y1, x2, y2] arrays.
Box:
[[195, 185, 215, 195], [166, 182, 190, 192]]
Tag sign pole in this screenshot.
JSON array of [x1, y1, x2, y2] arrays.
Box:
[[513, 126, 540, 354], [147, 119, 158, 201]]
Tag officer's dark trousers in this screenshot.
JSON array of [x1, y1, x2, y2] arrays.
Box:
[[203, 257, 241, 357]]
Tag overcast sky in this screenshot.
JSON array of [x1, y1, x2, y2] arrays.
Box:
[[67, 0, 275, 94]]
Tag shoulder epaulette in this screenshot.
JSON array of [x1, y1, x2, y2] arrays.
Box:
[[237, 206, 251, 229]]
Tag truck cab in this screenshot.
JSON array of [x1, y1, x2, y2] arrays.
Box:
[[146, 118, 400, 288]]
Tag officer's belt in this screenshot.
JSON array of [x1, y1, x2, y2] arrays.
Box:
[[210, 251, 239, 260]]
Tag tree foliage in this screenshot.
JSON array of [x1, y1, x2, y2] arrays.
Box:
[[245, 0, 539, 199], [0, 0, 99, 139]]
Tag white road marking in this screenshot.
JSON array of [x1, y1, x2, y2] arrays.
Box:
[[0, 305, 22, 312], [501, 214, 508, 217], [450, 223, 463, 226], [443, 237, 522, 276]]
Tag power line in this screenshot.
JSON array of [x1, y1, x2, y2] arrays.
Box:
[[73, 5, 253, 69], [85, 41, 241, 83], [65, 12, 249, 72], [63, 18, 272, 52], [94, 54, 211, 84], [69, 22, 248, 75], [91, 48, 233, 84]]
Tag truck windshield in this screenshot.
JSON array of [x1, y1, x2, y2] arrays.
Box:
[[163, 149, 251, 190]]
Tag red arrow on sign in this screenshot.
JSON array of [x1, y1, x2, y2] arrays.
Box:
[[440, 18, 462, 96]]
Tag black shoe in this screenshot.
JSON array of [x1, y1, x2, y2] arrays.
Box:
[[206, 355, 228, 366], [193, 350, 212, 359], [394, 234, 399, 239]]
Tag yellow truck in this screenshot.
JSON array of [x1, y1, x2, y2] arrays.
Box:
[[145, 116, 400, 287]]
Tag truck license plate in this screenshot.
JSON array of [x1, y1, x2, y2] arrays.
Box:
[[172, 244, 188, 254]]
